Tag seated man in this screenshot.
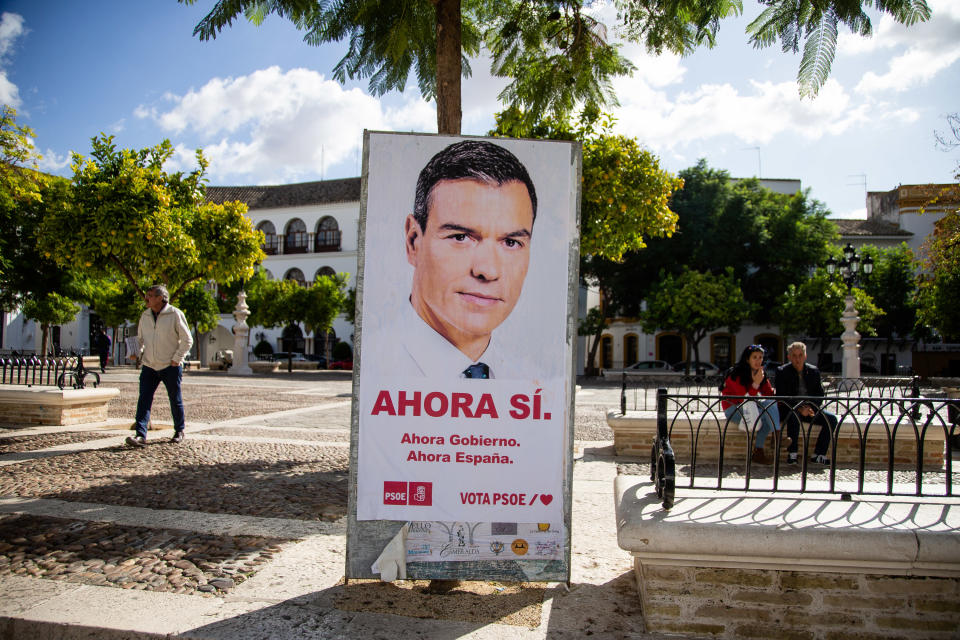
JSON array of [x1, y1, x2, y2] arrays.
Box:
[[774, 341, 837, 465]]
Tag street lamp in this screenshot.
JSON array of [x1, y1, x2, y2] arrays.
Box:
[[824, 243, 874, 382]]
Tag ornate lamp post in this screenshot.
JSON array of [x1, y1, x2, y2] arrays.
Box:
[[825, 243, 874, 382]]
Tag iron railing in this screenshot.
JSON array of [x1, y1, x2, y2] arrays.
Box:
[[0, 354, 100, 389], [623, 373, 930, 412], [649, 388, 959, 510]]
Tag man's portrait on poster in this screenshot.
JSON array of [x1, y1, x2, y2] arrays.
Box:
[[363, 137, 568, 381]]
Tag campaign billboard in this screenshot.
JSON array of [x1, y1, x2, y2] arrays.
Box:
[[348, 131, 580, 579]]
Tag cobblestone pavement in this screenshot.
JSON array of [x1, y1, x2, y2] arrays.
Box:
[[0, 374, 358, 600], [0, 514, 290, 595], [0, 440, 348, 520], [106, 381, 345, 424], [0, 431, 121, 455], [202, 427, 349, 441]]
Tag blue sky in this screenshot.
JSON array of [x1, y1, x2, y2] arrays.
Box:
[[2, 0, 958, 218]]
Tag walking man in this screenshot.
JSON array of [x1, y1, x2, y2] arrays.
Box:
[[126, 285, 193, 447]]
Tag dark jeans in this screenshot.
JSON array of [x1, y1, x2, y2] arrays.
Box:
[[98, 351, 108, 371], [134, 365, 184, 438], [782, 406, 836, 457]]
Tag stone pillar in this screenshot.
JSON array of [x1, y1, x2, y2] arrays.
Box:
[[840, 294, 861, 384], [232, 290, 252, 376]]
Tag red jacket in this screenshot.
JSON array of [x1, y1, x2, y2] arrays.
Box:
[[721, 373, 775, 411]]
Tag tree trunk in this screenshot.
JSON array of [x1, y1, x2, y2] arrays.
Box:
[[689, 332, 703, 372], [434, 0, 462, 135], [586, 323, 604, 376], [40, 323, 49, 357]]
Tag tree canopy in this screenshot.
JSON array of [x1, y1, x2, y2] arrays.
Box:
[[774, 271, 882, 353], [594, 159, 837, 323], [180, 0, 930, 134], [917, 207, 960, 341], [248, 272, 349, 337], [641, 267, 754, 365], [859, 243, 918, 348], [0, 108, 93, 353], [494, 109, 682, 262], [38, 135, 265, 302]]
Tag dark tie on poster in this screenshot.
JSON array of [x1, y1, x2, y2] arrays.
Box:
[[463, 363, 491, 379]]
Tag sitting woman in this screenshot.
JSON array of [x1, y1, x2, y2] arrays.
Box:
[[720, 345, 785, 465]]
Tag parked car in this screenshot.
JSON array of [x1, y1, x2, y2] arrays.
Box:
[[601, 360, 681, 379], [271, 352, 308, 362], [328, 359, 353, 370], [671, 361, 720, 375], [303, 354, 328, 368]]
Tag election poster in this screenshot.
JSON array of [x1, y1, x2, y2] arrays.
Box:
[[348, 131, 580, 577]]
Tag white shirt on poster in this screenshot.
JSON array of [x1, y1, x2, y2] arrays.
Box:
[[383, 299, 516, 379]]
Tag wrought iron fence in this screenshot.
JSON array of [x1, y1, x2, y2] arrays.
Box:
[[622, 373, 931, 413], [649, 388, 959, 510], [0, 354, 99, 389]]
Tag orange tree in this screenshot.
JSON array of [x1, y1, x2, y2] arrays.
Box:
[[38, 135, 264, 302]]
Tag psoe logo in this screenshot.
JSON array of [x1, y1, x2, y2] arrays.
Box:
[[383, 481, 433, 506], [383, 481, 408, 505], [409, 481, 433, 506]]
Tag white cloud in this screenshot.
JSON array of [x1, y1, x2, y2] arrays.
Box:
[[0, 12, 25, 107], [610, 75, 885, 152], [0, 70, 18, 107], [856, 42, 960, 94], [836, 0, 960, 94], [0, 12, 25, 58], [37, 148, 71, 172], [138, 66, 438, 183]]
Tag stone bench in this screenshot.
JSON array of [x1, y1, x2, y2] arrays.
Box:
[[608, 409, 947, 466], [0, 386, 120, 427], [615, 476, 960, 638]]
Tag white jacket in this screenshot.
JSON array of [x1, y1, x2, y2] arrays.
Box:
[[135, 303, 193, 370]]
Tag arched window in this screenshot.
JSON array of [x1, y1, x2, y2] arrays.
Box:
[[601, 335, 614, 370], [315, 216, 341, 252], [260, 268, 274, 280], [314, 266, 336, 281], [284, 268, 306, 287], [284, 219, 308, 254], [257, 221, 277, 255], [623, 334, 639, 367]]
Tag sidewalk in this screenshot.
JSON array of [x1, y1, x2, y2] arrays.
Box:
[[0, 372, 656, 639]]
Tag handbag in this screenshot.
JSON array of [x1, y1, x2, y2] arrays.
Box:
[[739, 400, 760, 432]]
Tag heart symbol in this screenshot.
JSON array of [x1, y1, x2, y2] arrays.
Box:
[[540, 494, 553, 505]]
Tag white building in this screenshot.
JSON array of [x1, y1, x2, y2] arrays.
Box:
[[205, 178, 362, 360]]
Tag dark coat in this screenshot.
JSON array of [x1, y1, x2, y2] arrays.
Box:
[[774, 362, 825, 412]]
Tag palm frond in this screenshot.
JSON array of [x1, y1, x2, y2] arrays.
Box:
[[798, 7, 838, 99]]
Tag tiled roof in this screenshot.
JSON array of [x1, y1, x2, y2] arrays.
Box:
[[830, 218, 912, 237], [205, 177, 361, 210]]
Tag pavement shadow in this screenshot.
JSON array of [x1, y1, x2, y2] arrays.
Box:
[[183, 579, 546, 639], [0, 443, 348, 523]]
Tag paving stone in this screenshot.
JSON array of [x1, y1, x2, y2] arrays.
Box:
[[0, 514, 291, 596]]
